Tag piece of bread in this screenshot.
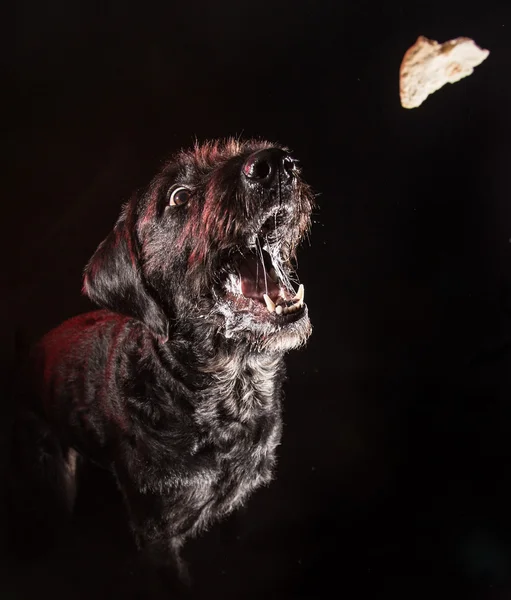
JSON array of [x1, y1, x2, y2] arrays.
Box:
[[399, 36, 490, 109]]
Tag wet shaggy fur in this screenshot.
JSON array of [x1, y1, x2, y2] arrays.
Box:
[[9, 138, 314, 587]]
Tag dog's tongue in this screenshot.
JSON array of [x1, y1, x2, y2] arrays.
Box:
[[239, 255, 280, 301]]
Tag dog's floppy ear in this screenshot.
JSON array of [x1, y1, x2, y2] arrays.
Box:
[[82, 199, 169, 342]]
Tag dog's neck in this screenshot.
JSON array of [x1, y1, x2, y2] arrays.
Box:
[[168, 324, 285, 374], [163, 323, 285, 418], [195, 350, 284, 425]]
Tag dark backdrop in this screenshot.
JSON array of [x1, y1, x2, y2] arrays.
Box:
[[3, 1, 511, 598]]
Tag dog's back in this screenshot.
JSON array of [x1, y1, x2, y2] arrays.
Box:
[[33, 310, 136, 459], [7, 311, 127, 551]]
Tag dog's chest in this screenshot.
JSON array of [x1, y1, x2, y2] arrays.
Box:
[[196, 357, 283, 504]]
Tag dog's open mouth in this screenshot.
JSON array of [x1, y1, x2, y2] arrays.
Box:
[[221, 245, 305, 322]]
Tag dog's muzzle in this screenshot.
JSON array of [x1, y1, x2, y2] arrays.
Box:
[[242, 148, 299, 186], [218, 147, 308, 323]]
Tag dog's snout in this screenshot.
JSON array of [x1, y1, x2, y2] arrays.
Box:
[[242, 149, 297, 185]]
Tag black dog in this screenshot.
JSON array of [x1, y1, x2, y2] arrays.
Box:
[[10, 138, 314, 587]]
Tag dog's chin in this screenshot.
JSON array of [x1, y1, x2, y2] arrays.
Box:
[[215, 299, 311, 353]]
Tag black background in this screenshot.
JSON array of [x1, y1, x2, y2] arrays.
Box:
[[3, 1, 511, 598]]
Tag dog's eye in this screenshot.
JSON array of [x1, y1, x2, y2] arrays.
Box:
[[169, 187, 191, 207]]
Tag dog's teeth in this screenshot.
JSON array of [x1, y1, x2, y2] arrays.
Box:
[[275, 305, 283, 315], [293, 284, 305, 304], [263, 294, 276, 313]]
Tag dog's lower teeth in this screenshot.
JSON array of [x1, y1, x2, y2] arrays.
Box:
[[293, 284, 305, 303], [263, 294, 276, 312], [262, 285, 306, 315], [274, 298, 304, 315]]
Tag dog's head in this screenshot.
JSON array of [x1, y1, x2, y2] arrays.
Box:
[[83, 139, 314, 353]]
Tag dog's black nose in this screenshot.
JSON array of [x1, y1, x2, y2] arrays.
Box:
[[242, 149, 297, 185]]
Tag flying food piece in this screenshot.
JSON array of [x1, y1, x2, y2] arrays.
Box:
[[399, 36, 490, 109]]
